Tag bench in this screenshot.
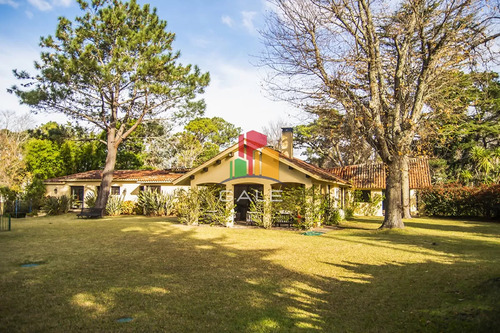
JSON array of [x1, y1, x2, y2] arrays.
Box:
[[246, 211, 261, 226], [200, 210, 218, 224], [273, 212, 294, 228], [77, 207, 104, 219]]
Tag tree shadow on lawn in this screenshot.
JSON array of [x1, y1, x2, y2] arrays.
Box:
[[1, 221, 499, 332], [403, 218, 500, 238]]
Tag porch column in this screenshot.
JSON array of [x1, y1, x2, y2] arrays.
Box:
[[225, 183, 234, 227], [263, 183, 272, 227]]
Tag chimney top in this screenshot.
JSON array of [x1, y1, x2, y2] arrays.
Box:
[[281, 127, 293, 158]]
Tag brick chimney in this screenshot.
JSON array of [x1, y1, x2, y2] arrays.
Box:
[[281, 127, 293, 158]]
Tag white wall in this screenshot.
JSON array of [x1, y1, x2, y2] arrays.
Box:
[[354, 190, 384, 216], [45, 182, 189, 205]]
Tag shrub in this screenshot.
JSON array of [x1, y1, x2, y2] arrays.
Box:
[[249, 192, 272, 228], [324, 207, 342, 225], [121, 201, 136, 215], [44, 195, 70, 215], [175, 188, 201, 225], [23, 178, 46, 211], [344, 207, 355, 220], [137, 190, 173, 216], [59, 195, 70, 214], [84, 190, 97, 208], [198, 187, 235, 226], [420, 184, 500, 218], [106, 195, 123, 216]]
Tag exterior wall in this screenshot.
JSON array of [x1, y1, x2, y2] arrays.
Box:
[[354, 190, 384, 216], [351, 189, 420, 216], [187, 149, 341, 189], [410, 189, 418, 214], [186, 150, 345, 209], [45, 181, 188, 206]]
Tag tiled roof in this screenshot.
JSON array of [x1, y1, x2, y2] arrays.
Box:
[[44, 169, 187, 183], [279, 153, 350, 185], [328, 158, 431, 189]]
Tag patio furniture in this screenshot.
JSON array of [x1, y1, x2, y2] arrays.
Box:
[[246, 211, 261, 226], [273, 212, 294, 227], [200, 210, 218, 224]]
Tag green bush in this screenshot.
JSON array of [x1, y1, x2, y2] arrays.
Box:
[[324, 207, 342, 225], [84, 190, 97, 208], [420, 184, 500, 218], [175, 188, 201, 225], [23, 178, 46, 211], [121, 201, 136, 215], [106, 195, 124, 216], [344, 207, 355, 220], [249, 192, 272, 228], [44, 195, 70, 215], [137, 190, 173, 216], [198, 187, 235, 226]]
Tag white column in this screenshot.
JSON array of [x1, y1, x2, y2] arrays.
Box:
[[225, 183, 234, 227]]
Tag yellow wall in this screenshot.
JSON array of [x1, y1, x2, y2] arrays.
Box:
[[186, 148, 335, 188]]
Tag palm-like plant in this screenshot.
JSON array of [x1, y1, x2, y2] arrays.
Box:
[[470, 146, 493, 182]]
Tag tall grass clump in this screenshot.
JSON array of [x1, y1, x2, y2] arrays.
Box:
[[44, 195, 70, 215], [137, 189, 173, 216], [106, 195, 124, 216]]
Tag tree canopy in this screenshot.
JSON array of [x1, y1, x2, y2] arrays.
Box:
[[10, 0, 210, 209], [148, 117, 241, 169], [260, 0, 499, 228]]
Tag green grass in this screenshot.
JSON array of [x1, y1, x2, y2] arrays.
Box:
[[1, 214, 499, 332]]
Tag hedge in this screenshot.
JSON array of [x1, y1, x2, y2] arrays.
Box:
[[420, 184, 500, 218]]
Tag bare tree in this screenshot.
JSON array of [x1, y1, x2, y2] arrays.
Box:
[[0, 111, 32, 190], [295, 108, 376, 167], [261, 118, 291, 150], [260, 0, 499, 228]]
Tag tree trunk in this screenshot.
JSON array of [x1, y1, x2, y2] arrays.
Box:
[[402, 155, 412, 219], [94, 131, 119, 210], [380, 157, 405, 229]]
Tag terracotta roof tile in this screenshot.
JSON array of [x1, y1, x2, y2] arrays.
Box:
[[44, 169, 187, 183], [279, 153, 350, 185], [328, 158, 431, 189]]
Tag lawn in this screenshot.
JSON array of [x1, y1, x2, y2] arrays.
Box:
[[0, 215, 499, 332]]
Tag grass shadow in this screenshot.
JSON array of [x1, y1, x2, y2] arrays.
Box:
[[0, 214, 499, 332]]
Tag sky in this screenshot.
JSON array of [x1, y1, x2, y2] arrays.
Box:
[[0, 0, 304, 133]]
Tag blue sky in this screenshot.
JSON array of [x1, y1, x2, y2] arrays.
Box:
[[0, 0, 301, 132]]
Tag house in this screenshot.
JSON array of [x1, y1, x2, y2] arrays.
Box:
[[328, 159, 432, 216], [173, 129, 351, 225], [44, 169, 188, 209], [44, 128, 431, 221]]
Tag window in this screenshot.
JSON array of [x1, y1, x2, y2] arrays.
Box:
[[147, 186, 161, 193], [354, 190, 371, 203], [111, 186, 120, 195]]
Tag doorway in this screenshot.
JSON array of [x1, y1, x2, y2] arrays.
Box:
[[233, 184, 263, 221], [71, 186, 85, 209]]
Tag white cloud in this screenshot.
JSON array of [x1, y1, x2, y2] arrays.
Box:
[[53, 0, 72, 6], [203, 62, 300, 133], [25, 10, 34, 19], [0, 38, 68, 127], [28, 0, 72, 11], [28, 0, 52, 11], [241, 11, 257, 34], [221, 15, 234, 28], [0, 0, 19, 8]]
